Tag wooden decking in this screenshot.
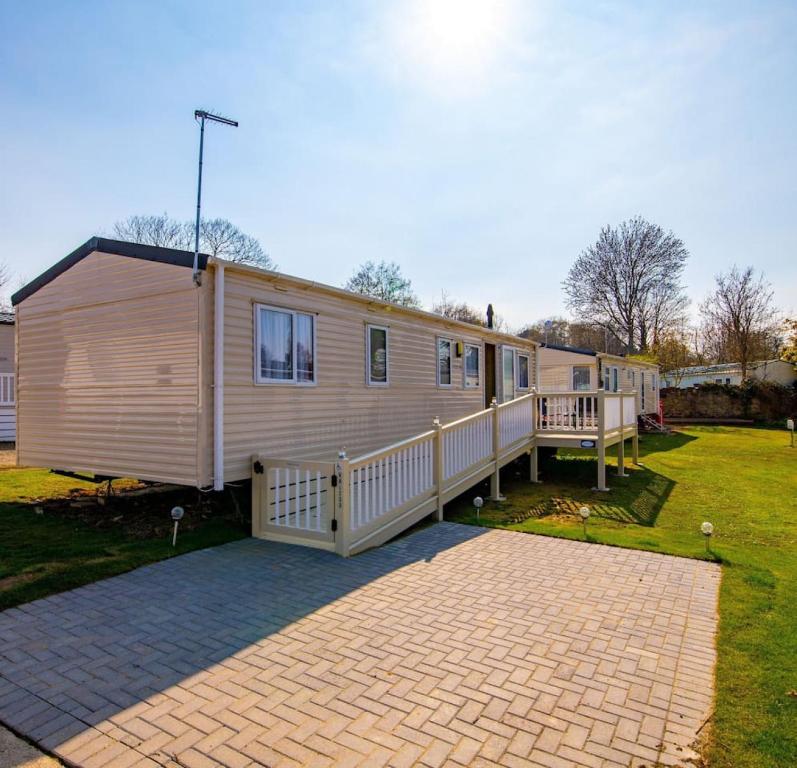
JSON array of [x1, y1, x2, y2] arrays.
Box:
[[252, 390, 640, 557]]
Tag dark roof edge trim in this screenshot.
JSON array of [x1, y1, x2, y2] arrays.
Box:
[[11, 237, 209, 306], [540, 342, 598, 357]]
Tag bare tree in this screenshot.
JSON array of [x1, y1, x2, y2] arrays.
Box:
[[0, 261, 9, 310], [112, 213, 276, 270], [113, 213, 186, 249], [432, 293, 485, 326], [653, 328, 695, 387], [782, 319, 797, 365], [700, 266, 780, 379], [517, 317, 570, 346], [344, 261, 421, 308], [563, 217, 689, 354]]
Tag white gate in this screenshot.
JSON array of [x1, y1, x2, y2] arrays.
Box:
[[252, 458, 337, 548]]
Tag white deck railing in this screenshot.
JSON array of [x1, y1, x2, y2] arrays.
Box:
[[253, 390, 639, 557], [0, 374, 14, 406], [537, 392, 598, 431]]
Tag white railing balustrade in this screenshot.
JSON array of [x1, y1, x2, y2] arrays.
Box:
[[604, 395, 622, 431], [268, 465, 328, 532], [0, 374, 14, 406], [537, 393, 598, 432], [443, 409, 493, 481], [349, 432, 435, 532], [254, 388, 641, 557], [623, 392, 637, 425], [499, 394, 534, 449]]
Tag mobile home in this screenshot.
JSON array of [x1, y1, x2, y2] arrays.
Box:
[[13, 239, 640, 555], [538, 343, 660, 417], [0, 311, 15, 441]]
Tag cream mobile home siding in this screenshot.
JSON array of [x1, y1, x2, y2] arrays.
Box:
[[16, 252, 207, 485], [218, 264, 537, 483], [538, 347, 599, 391]]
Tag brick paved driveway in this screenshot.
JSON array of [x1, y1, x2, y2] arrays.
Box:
[[0, 523, 720, 768]]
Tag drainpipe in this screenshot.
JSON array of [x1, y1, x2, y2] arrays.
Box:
[[213, 261, 225, 491]]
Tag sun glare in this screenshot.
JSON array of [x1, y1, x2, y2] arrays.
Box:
[[386, 0, 520, 94]]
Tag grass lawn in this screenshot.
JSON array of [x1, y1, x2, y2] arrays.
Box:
[[0, 468, 248, 611], [446, 426, 797, 768]]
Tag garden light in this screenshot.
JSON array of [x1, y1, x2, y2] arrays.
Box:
[[701, 521, 714, 552], [171, 506, 185, 547], [579, 505, 590, 536], [787, 418, 794, 448], [473, 496, 484, 522]]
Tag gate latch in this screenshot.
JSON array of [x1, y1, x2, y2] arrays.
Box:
[[331, 519, 338, 532], [253, 460, 264, 475]]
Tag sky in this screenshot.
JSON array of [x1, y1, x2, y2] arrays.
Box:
[[1, 0, 795, 327]]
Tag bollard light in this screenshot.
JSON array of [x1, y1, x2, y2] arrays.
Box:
[[473, 496, 484, 522], [787, 418, 795, 448], [171, 506, 185, 547], [579, 505, 590, 537], [701, 521, 713, 552]]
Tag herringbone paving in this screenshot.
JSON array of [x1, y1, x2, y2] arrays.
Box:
[[0, 523, 720, 767]]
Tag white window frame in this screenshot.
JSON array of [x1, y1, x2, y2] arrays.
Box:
[[516, 352, 530, 390], [436, 337, 454, 388], [254, 303, 317, 386], [366, 324, 390, 387], [463, 343, 481, 389]]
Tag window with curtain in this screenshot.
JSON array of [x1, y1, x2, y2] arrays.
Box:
[[573, 366, 591, 391], [256, 305, 315, 384], [367, 325, 388, 385], [517, 353, 529, 389], [437, 338, 452, 386], [464, 344, 480, 388]]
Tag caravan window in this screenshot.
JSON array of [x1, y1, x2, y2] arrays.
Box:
[[255, 305, 316, 384], [367, 325, 389, 386], [612, 367, 619, 392], [517, 353, 530, 389], [437, 338, 453, 387], [573, 366, 591, 391], [464, 344, 481, 388]]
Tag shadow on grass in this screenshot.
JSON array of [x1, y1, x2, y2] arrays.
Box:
[[445, 437, 685, 531]]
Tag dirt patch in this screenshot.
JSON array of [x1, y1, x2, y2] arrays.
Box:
[[21, 482, 248, 540]]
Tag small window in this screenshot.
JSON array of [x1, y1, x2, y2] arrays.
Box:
[[464, 344, 480, 388], [437, 338, 453, 386], [502, 347, 515, 401], [517, 353, 530, 389], [256, 305, 315, 384], [573, 365, 591, 391], [367, 325, 389, 386], [725, 377, 731, 384], [612, 367, 619, 392], [715, 378, 722, 384], [603, 368, 611, 391], [652, 374, 657, 391]]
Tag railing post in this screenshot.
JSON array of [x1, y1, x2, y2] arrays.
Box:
[[335, 450, 352, 557], [616, 391, 628, 477], [594, 390, 609, 492], [529, 390, 539, 483], [489, 398, 504, 501], [433, 417, 444, 522]]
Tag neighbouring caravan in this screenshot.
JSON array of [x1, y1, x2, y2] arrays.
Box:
[[0, 311, 15, 441], [538, 343, 660, 417], [12, 238, 538, 489]]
